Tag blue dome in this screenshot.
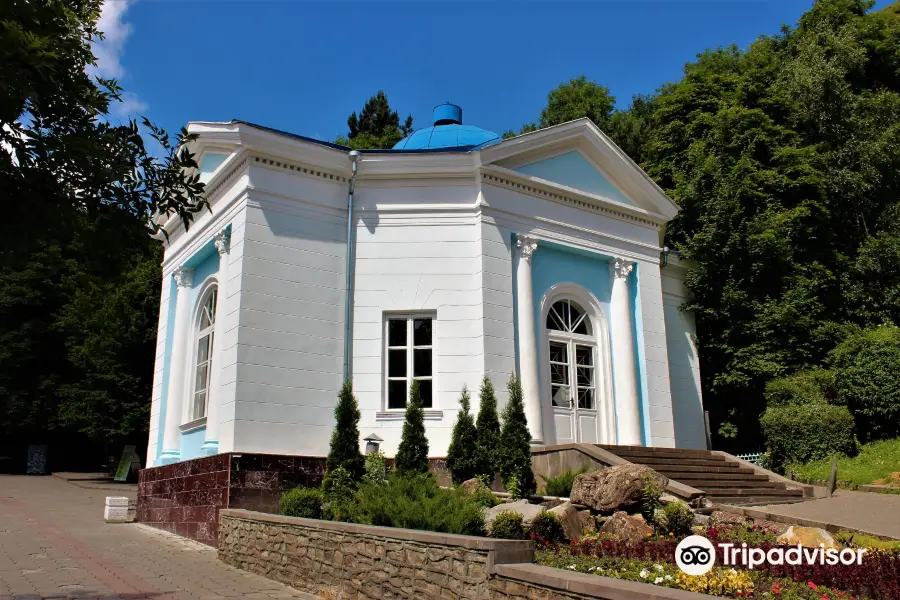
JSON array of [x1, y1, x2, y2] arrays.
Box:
[[393, 103, 501, 151]]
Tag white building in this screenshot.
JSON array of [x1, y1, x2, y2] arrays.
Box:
[[147, 104, 706, 466]]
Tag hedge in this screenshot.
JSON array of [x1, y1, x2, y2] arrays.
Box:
[[760, 403, 857, 473]]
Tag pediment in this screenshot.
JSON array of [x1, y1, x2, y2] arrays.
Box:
[[513, 150, 633, 206], [479, 119, 678, 220]]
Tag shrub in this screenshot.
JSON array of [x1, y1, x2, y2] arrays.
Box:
[[326, 380, 364, 479], [761, 403, 857, 473], [355, 473, 485, 536], [660, 502, 693, 536], [490, 511, 526, 539], [764, 368, 837, 407], [446, 386, 480, 484], [279, 487, 324, 519], [498, 375, 537, 497], [640, 472, 663, 523], [363, 450, 388, 485], [541, 468, 587, 497], [706, 522, 780, 545], [529, 511, 565, 544], [395, 380, 430, 475], [321, 465, 357, 522], [829, 325, 900, 442], [474, 376, 501, 481]]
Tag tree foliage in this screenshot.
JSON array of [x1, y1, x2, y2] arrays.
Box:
[[336, 91, 413, 150], [446, 386, 479, 484], [474, 376, 501, 480], [0, 0, 205, 461], [326, 380, 364, 478], [498, 376, 536, 497], [395, 380, 430, 475]]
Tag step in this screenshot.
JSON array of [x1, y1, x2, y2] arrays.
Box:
[[688, 480, 787, 489], [598, 445, 716, 459], [703, 488, 803, 497], [711, 496, 808, 505], [650, 465, 756, 475], [625, 457, 735, 468], [665, 472, 771, 481]]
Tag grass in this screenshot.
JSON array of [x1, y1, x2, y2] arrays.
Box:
[[789, 438, 900, 487]]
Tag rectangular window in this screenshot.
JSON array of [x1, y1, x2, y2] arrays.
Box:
[[385, 315, 434, 409]]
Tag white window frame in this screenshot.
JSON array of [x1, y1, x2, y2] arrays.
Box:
[[383, 313, 436, 411], [186, 280, 218, 425]]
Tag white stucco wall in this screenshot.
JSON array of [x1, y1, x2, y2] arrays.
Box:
[[662, 263, 706, 449], [351, 181, 486, 457]]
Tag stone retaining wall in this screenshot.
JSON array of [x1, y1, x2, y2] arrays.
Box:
[[218, 510, 717, 600], [218, 509, 533, 599]]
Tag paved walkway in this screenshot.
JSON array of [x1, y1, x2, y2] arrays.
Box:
[[754, 489, 900, 539], [0, 475, 316, 600]]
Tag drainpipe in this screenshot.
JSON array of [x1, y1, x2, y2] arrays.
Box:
[[343, 150, 361, 382]]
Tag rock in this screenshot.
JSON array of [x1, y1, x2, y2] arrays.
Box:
[[599, 511, 654, 542], [570, 465, 669, 513], [548, 502, 595, 540], [710, 510, 748, 528], [692, 513, 711, 527], [483, 500, 545, 531], [776, 526, 838, 549], [659, 494, 679, 505], [461, 478, 484, 493]]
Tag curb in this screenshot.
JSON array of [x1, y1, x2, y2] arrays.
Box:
[[716, 503, 899, 541]]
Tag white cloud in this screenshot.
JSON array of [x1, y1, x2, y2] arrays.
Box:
[[89, 1, 146, 118], [89, 0, 134, 80]]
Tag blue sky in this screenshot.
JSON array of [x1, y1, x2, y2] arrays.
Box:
[[97, 1, 893, 144]]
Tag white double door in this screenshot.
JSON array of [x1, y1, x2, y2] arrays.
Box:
[[548, 331, 599, 444]]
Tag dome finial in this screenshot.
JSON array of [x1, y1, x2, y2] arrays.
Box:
[[433, 103, 462, 126]]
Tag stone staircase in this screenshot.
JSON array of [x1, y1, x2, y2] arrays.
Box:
[[596, 445, 807, 506]]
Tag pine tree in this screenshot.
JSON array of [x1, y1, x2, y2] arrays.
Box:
[[474, 376, 501, 481], [395, 380, 430, 475], [499, 375, 536, 496], [326, 380, 364, 479], [446, 386, 479, 484]]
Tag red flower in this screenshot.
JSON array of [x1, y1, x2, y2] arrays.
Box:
[[809, 582, 818, 590]]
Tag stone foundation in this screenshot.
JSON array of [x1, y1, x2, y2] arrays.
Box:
[[136, 453, 326, 545]]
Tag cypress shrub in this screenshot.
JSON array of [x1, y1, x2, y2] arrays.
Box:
[[395, 380, 430, 475], [446, 386, 479, 484], [498, 375, 536, 497], [474, 376, 501, 481], [326, 380, 364, 479], [761, 403, 857, 473]]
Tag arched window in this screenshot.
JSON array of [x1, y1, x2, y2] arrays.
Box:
[[191, 287, 217, 420], [546, 299, 596, 411]]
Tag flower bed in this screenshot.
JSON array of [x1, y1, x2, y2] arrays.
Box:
[[533, 523, 900, 600]]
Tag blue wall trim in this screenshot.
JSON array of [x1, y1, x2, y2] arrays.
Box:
[[154, 231, 225, 466], [180, 426, 207, 461], [630, 266, 650, 445]]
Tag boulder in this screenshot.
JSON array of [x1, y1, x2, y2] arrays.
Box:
[[599, 511, 654, 543], [570, 465, 669, 513], [710, 510, 748, 528], [548, 502, 595, 540], [483, 500, 544, 531], [461, 478, 484, 493], [776, 526, 837, 550], [692, 513, 711, 527]]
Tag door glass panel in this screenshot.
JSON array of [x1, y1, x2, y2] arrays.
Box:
[[575, 345, 593, 366], [576, 366, 594, 388], [549, 341, 567, 363], [551, 384, 570, 407], [578, 388, 594, 410]]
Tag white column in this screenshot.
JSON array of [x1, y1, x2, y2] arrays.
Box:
[[515, 235, 543, 444], [202, 229, 230, 455], [610, 257, 642, 445], [159, 266, 194, 464]]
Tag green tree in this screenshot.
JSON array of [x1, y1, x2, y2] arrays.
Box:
[[446, 386, 479, 484], [474, 376, 501, 481], [498, 376, 536, 497], [395, 380, 430, 475], [326, 381, 364, 478], [336, 91, 414, 150], [539, 75, 616, 130], [0, 0, 205, 461]]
